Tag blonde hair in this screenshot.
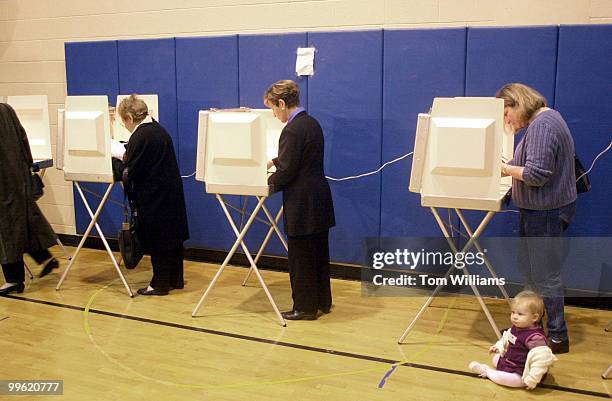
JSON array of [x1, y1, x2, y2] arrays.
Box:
[[117, 94, 148, 123], [511, 290, 545, 321], [264, 80, 300, 108], [496, 83, 547, 125]]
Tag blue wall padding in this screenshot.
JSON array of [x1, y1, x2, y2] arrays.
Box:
[[65, 40, 119, 99], [381, 28, 467, 239], [238, 33, 308, 256], [556, 25, 612, 236], [463, 26, 559, 236], [465, 26, 558, 103], [117, 39, 179, 156], [64, 25, 612, 273], [175, 36, 242, 250], [238, 33, 308, 108], [65, 40, 124, 236], [307, 30, 383, 264]]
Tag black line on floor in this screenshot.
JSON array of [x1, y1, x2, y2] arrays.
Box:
[[2, 294, 609, 399]]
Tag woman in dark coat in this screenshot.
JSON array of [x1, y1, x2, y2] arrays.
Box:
[[115, 95, 189, 296], [0, 103, 58, 295], [265, 80, 336, 320]]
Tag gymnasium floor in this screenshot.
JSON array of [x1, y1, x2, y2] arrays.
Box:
[[0, 247, 610, 401]]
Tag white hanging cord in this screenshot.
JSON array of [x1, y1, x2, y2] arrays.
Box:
[[181, 171, 196, 178], [325, 152, 413, 182], [576, 139, 612, 182]]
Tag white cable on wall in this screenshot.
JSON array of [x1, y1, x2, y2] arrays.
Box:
[[325, 152, 414, 182], [576, 139, 612, 182]]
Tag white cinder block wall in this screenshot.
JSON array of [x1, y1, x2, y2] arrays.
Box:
[[1, 0, 611, 235]]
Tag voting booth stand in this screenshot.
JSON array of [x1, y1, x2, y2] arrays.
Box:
[[54, 95, 133, 297], [6, 95, 71, 277], [191, 108, 288, 327], [400, 97, 514, 343]]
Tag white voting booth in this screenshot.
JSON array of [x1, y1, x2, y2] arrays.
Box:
[[400, 97, 513, 343], [192, 108, 289, 326], [56, 95, 133, 296], [7, 95, 53, 168]]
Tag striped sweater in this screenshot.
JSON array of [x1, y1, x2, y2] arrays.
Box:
[[510, 109, 577, 210]]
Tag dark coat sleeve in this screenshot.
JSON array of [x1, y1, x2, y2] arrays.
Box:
[[124, 130, 152, 186], [269, 125, 303, 187]]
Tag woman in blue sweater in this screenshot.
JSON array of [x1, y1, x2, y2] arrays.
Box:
[[498, 83, 577, 354]]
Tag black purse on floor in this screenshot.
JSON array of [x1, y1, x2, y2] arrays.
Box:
[[118, 195, 143, 269]]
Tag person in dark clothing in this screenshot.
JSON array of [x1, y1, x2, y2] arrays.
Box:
[[114, 95, 189, 296], [0, 103, 58, 295], [498, 83, 577, 354], [265, 80, 335, 320]]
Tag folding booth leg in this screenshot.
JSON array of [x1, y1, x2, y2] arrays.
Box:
[[56, 183, 133, 297], [242, 204, 286, 286], [398, 208, 500, 343], [193, 195, 286, 327], [55, 238, 72, 261], [24, 263, 34, 280], [455, 209, 510, 302]]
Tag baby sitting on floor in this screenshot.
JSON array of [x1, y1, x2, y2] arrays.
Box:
[[469, 290, 557, 389]]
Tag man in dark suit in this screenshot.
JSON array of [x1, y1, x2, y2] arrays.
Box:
[[265, 80, 335, 320]]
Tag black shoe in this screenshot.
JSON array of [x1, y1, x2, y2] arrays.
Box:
[[39, 258, 59, 278], [137, 287, 169, 296], [319, 305, 332, 314], [548, 338, 570, 354], [0, 282, 25, 295], [281, 310, 317, 320], [170, 283, 184, 290]]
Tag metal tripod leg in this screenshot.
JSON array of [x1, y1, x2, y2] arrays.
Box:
[[55, 238, 72, 261], [604, 322, 612, 379], [398, 207, 500, 343], [56, 183, 133, 297], [242, 203, 287, 286], [455, 209, 510, 302], [603, 364, 612, 379], [24, 263, 34, 280], [192, 194, 286, 326]]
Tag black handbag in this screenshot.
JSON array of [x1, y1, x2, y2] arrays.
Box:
[[118, 195, 143, 269], [574, 154, 591, 194], [30, 173, 45, 201]]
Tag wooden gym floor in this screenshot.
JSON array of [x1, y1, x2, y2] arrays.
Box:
[[0, 247, 610, 401]]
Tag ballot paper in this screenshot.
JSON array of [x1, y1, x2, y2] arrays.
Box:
[[111, 138, 126, 159]]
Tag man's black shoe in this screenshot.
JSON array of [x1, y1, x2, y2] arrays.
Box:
[[281, 310, 317, 320]]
